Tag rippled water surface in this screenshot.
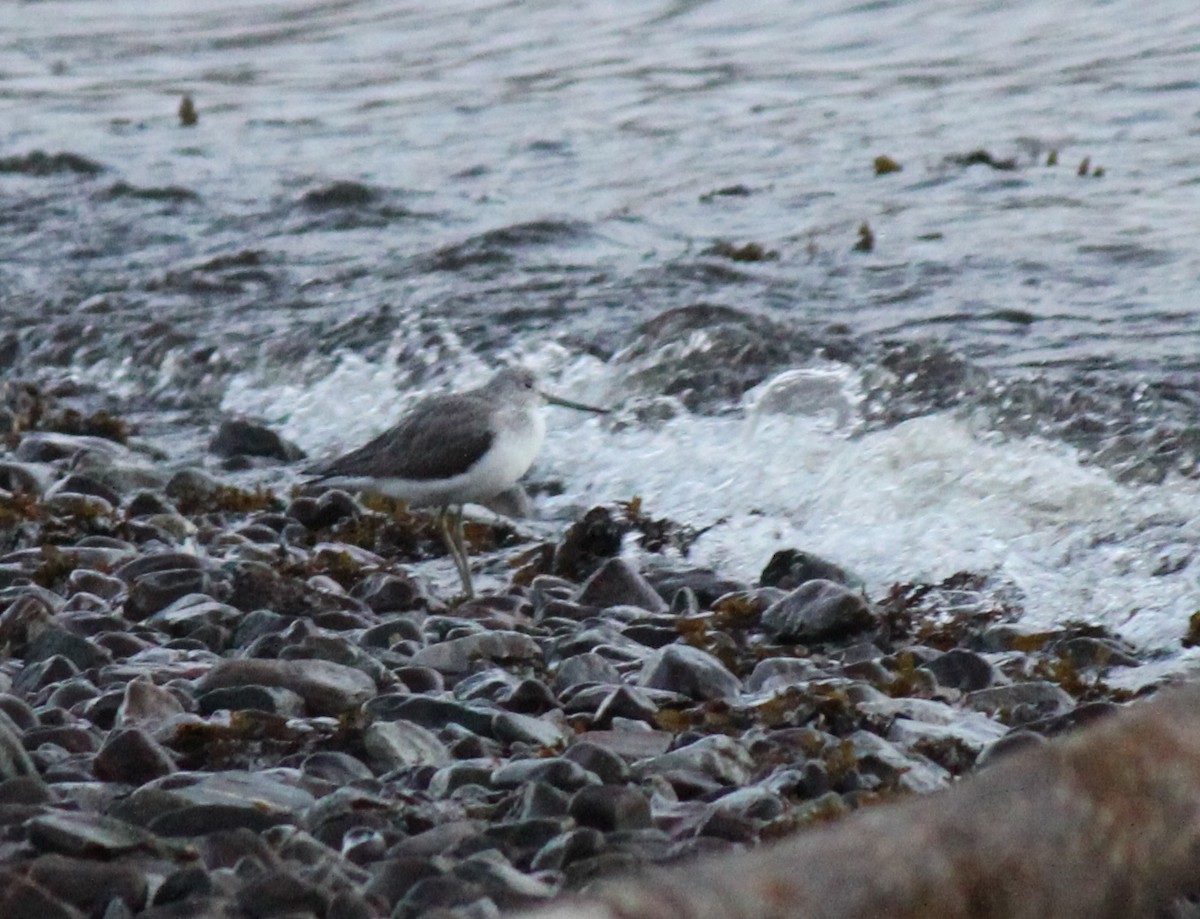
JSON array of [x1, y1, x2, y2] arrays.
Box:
[[3, 0, 1200, 655]]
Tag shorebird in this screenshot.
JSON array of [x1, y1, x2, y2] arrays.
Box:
[[307, 367, 606, 598]]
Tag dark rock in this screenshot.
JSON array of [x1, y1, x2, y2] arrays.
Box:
[[300, 751, 375, 785], [924, 648, 998, 692], [25, 627, 112, 670], [152, 867, 214, 906], [196, 685, 306, 717], [530, 827, 605, 871], [195, 658, 376, 716], [125, 491, 176, 517], [364, 719, 451, 771], [288, 488, 361, 530], [125, 569, 217, 621], [227, 560, 323, 616], [365, 857, 443, 909], [493, 757, 594, 791], [760, 549, 856, 589], [234, 869, 327, 919], [645, 567, 749, 608], [0, 870, 85, 919], [745, 657, 824, 692], [394, 666, 445, 693], [145, 596, 240, 637], [196, 827, 277, 869], [149, 803, 293, 837], [24, 722, 100, 754], [209, 419, 304, 462], [116, 677, 186, 727], [0, 696, 38, 731], [638, 644, 741, 700], [965, 682, 1076, 723], [0, 710, 41, 782], [396, 876, 487, 919], [635, 735, 754, 785], [14, 655, 79, 694], [492, 711, 566, 748], [453, 849, 556, 909], [976, 729, 1048, 767], [113, 552, 208, 585], [409, 630, 542, 675], [361, 617, 424, 649], [569, 784, 652, 832], [27, 811, 161, 857], [28, 854, 148, 913], [1053, 636, 1141, 669], [589, 685, 659, 728], [0, 775, 52, 804], [351, 571, 433, 612], [562, 741, 630, 785], [577, 558, 669, 613], [761, 579, 877, 643], [94, 728, 176, 784], [365, 694, 495, 737], [67, 569, 125, 599], [552, 653, 622, 692]]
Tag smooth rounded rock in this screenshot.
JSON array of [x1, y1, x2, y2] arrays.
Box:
[[576, 559, 669, 613], [94, 728, 176, 784], [364, 719, 451, 771], [762, 579, 877, 643], [638, 644, 741, 700], [195, 658, 377, 716], [568, 784, 652, 832]]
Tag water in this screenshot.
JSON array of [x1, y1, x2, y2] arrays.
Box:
[[3, 0, 1199, 662]]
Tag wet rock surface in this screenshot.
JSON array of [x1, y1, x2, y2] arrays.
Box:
[[0, 437, 1156, 918]]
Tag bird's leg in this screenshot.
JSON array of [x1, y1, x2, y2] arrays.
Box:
[[438, 505, 474, 599]]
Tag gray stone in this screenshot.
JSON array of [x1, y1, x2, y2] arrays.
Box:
[[365, 694, 495, 737], [27, 854, 148, 914], [576, 558, 668, 613], [568, 784, 652, 832], [492, 711, 567, 748], [636, 734, 755, 785], [924, 648, 999, 692], [195, 658, 376, 716], [492, 757, 595, 791], [562, 741, 630, 785], [94, 728, 176, 784], [116, 677, 186, 727], [0, 709, 41, 783], [125, 569, 217, 621], [965, 681, 1076, 722], [847, 729, 950, 793], [24, 628, 112, 670], [638, 644, 741, 700], [27, 811, 162, 857], [409, 630, 542, 674], [745, 657, 825, 692], [196, 684, 306, 717], [363, 720, 450, 771], [552, 652, 623, 692], [760, 548, 857, 590], [762, 579, 877, 643]]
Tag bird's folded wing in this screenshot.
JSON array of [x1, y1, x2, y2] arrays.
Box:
[[308, 395, 495, 482]]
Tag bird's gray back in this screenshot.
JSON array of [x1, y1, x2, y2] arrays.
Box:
[[312, 392, 496, 482]]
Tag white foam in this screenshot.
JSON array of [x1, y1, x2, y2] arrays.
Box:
[[223, 348, 1200, 654]]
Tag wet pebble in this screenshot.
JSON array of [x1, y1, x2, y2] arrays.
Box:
[[638, 644, 741, 701], [195, 658, 377, 716], [762, 579, 877, 643], [576, 558, 669, 613]]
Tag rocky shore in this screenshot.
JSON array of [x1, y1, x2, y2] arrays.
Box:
[[0, 381, 1158, 919]]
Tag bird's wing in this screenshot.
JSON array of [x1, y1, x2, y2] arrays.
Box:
[[308, 394, 495, 481]]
